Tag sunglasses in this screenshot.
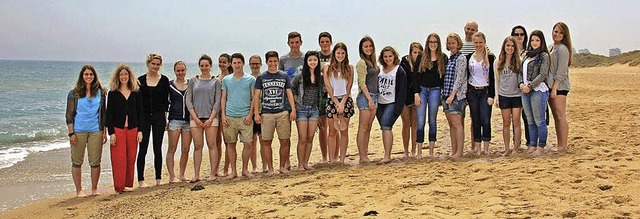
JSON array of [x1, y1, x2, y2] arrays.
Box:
[[249, 63, 261, 65], [512, 33, 526, 37]]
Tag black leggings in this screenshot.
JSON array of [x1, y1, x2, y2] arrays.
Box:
[[137, 113, 166, 181]]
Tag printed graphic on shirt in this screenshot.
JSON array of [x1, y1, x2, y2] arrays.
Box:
[[260, 78, 288, 112]]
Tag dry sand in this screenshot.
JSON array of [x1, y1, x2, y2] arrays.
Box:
[[2, 65, 639, 218]]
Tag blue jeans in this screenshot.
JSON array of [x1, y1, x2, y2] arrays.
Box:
[[296, 105, 319, 121], [467, 87, 492, 142], [416, 86, 441, 143], [376, 103, 400, 130], [521, 90, 549, 147]]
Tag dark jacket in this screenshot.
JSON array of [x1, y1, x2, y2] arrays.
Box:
[[291, 72, 324, 109], [138, 74, 170, 115], [390, 66, 408, 116], [168, 80, 190, 121], [465, 53, 497, 98], [65, 89, 106, 131], [399, 56, 419, 106], [106, 90, 145, 135]]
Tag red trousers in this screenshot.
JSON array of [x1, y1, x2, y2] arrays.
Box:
[[111, 127, 138, 192]]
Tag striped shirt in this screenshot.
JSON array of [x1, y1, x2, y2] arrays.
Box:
[[460, 41, 475, 56]]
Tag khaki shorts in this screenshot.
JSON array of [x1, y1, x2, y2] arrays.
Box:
[[190, 117, 219, 128], [223, 116, 253, 143], [260, 111, 291, 141], [71, 131, 103, 168]]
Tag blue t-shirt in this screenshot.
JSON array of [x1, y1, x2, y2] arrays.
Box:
[[254, 70, 291, 114], [221, 73, 256, 117], [74, 90, 101, 132]]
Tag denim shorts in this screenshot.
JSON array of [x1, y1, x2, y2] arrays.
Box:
[[296, 105, 320, 122], [442, 98, 466, 115], [168, 119, 190, 131], [498, 95, 523, 109], [356, 92, 379, 109]]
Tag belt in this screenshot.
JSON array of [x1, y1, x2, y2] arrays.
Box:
[[471, 86, 487, 90]]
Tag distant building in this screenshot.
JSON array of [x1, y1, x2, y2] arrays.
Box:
[[609, 48, 621, 57], [578, 49, 590, 54]]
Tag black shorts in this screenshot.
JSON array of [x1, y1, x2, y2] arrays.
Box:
[[253, 117, 261, 135], [557, 90, 569, 96], [498, 96, 522, 109]]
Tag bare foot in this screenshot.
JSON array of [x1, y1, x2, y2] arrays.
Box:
[[138, 181, 148, 188], [189, 178, 201, 183], [156, 180, 162, 186], [533, 148, 545, 157], [556, 146, 566, 153], [297, 167, 306, 172], [206, 175, 218, 182], [91, 190, 100, 196], [252, 168, 258, 173], [242, 170, 254, 178], [170, 178, 181, 184], [429, 151, 434, 157], [178, 176, 189, 182], [122, 187, 135, 192], [415, 153, 423, 159], [225, 173, 237, 180], [377, 158, 392, 164], [265, 169, 275, 176], [451, 152, 463, 158], [76, 191, 87, 198], [404, 151, 410, 158], [503, 149, 512, 157], [279, 168, 290, 174], [527, 147, 536, 153], [482, 149, 490, 155], [304, 165, 315, 170], [216, 172, 226, 177]]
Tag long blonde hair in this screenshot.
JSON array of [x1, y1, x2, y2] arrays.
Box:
[[472, 32, 490, 66], [328, 42, 352, 80], [418, 33, 446, 77], [407, 42, 423, 71], [109, 63, 139, 91]]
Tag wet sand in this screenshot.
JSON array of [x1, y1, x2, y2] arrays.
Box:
[[2, 65, 639, 218]]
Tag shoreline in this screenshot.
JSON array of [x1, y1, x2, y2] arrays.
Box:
[[2, 65, 639, 218]]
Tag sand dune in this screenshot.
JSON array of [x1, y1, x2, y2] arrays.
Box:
[[2, 65, 640, 218]]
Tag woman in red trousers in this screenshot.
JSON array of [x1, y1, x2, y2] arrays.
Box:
[[106, 63, 144, 193]]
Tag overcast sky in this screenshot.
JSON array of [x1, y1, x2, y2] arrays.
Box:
[[1, 0, 638, 63]]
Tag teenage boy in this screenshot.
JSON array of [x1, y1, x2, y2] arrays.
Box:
[[248, 55, 264, 173], [253, 51, 296, 175], [221, 53, 256, 178], [317, 31, 333, 162], [279, 31, 304, 77]]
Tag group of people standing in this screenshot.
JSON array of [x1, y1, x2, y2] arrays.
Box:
[[65, 21, 572, 196]]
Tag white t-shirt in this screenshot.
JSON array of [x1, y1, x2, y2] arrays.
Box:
[[522, 58, 549, 92], [378, 65, 399, 104], [468, 57, 489, 87]]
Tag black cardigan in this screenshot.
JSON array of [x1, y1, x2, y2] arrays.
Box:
[[106, 90, 145, 135], [465, 53, 496, 98], [388, 66, 408, 116], [399, 56, 419, 106], [138, 74, 170, 115]]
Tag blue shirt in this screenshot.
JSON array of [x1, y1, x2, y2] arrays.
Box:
[[222, 73, 256, 117], [74, 90, 101, 132]]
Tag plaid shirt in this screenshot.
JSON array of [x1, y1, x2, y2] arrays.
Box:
[[443, 52, 460, 98]]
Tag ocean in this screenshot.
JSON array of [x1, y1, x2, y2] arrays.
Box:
[[0, 59, 359, 211]]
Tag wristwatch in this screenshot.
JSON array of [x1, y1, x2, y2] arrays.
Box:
[[68, 132, 75, 137]]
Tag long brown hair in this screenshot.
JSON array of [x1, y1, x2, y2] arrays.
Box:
[[497, 36, 522, 74], [554, 22, 573, 66], [358, 36, 377, 68], [73, 65, 105, 98], [109, 63, 139, 91], [407, 42, 423, 71], [418, 33, 445, 77], [328, 42, 352, 80]]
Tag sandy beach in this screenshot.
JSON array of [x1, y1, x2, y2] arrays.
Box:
[[1, 65, 639, 218]]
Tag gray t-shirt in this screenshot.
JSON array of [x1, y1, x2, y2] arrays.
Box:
[[279, 52, 304, 78], [185, 75, 221, 119], [255, 70, 291, 114], [497, 68, 521, 97]]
